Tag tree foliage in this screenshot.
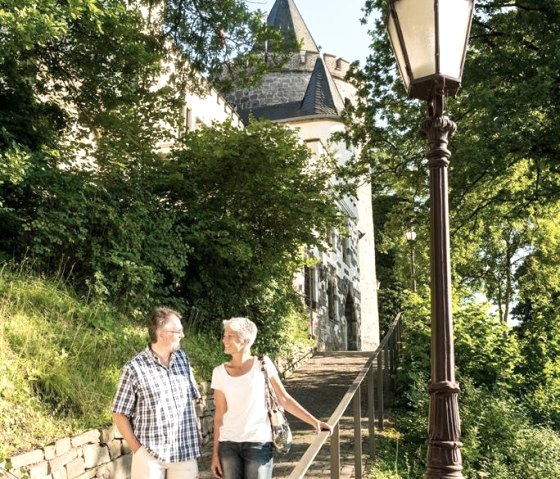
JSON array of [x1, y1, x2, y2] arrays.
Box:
[[351, 0, 560, 302], [0, 0, 315, 338], [0, 0, 294, 172], [160, 119, 342, 325], [352, 0, 560, 431], [392, 295, 560, 478], [0, 118, 342, 345]]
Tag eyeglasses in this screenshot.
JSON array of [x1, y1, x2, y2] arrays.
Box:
[[163, 329, 184, 336]]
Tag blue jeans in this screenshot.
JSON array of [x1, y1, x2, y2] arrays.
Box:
[[218, 441, 273, 479]]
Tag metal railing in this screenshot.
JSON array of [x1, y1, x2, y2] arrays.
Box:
[[287, 313, 403, 479], [0, 465, 20, 479]]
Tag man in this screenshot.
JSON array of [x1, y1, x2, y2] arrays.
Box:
[[112, 307, 201, 479]]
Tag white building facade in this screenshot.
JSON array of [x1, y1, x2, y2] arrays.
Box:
[[227, 0, 380, 351]]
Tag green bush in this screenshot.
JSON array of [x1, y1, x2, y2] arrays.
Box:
[[459, 381, 529, 477], [374, 294, 560, 479], [454, 300, 522, 392], [508, 427, 560, 478], [0, 166, 190, 314], [1, 119, 344, 349]]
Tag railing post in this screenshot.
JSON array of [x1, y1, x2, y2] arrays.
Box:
[[353, 389, 363, 479], [330, 423, 341, 479], [368, 365, 376, 458], [392, 334, 397, 374], [384, 346, 391, 401], [389, 335, 396, 399], [377, 348, 384, 431]]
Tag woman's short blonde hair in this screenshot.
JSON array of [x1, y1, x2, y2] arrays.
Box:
[[223, 317, 258, 347]]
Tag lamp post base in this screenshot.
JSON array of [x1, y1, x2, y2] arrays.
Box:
[[424, 381, 463, 479]]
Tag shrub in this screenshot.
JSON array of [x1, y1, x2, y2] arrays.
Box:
[[508, 427, 560, 478]]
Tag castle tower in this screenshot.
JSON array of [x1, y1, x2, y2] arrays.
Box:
[[228, 0, 380, 351]]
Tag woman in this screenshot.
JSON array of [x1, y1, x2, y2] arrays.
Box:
[[210, 317, 332, 479]]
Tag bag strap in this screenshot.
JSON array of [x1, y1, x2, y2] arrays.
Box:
[[259, 355, 279, 414]]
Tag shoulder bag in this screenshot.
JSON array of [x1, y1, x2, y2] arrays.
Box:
[[259, 355, 292, 453]]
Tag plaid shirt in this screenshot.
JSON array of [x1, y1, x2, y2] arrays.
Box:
[[112, 345, 201, 462]]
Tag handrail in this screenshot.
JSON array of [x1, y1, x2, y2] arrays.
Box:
[[287, 313, 403, 479], [0, 466, 19, 479]]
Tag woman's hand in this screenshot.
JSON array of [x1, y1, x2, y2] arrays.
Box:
[[211, 453, 223, 478], [316, 420, 333, 434]]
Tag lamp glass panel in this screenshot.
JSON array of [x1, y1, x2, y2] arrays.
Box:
[[387, 14, 411, 92], [394, 0, 435, 79], [438, 0, 473, 79]]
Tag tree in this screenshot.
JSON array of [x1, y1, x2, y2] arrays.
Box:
[[349, 0, 560, 435], [0, 0, 302, 314], [511, 206, 560, 428], [160, 119, 343, 324], [0, 0, 294, 170], [347, 0, 560, 308], [0, 118, 344, 335]]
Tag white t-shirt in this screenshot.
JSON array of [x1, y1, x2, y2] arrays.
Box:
[[211, 356, 279, 443]]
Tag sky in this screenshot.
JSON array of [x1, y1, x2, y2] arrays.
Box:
[[246, 0, 378, 65]]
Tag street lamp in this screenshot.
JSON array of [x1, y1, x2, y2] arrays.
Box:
[[386, 1, 475, 478], [405, 230, 417, 293]]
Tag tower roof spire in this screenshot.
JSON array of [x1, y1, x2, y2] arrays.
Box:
[[300, 57, 345, 116], [267, 0, 319, 53]]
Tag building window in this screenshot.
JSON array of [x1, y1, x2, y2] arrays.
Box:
[[304, 266, 317, 310], [330, 228, 338, 251], [304, 138, 323, 158], [185, 107, 192, 131], [178, 105, 193, 138], [327, 279, 337, 322], [343, 235, 351, 264]]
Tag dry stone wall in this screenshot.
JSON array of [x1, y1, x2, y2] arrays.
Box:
[[2, 383, 215, 479]]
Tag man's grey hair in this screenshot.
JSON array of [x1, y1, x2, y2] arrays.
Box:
[[223, 317, 258, 347], [148, 307, 181, 343]]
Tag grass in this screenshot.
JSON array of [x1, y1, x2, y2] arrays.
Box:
[[366, 422, 426, 479], [0, 263, 226, 458]]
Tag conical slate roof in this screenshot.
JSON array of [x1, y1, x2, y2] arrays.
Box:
[[300, 57, 345, 116], [267, 0, 319, 53]]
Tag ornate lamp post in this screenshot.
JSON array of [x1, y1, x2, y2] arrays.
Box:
[[386, 1, 475, 478], [405, 231, 417, 292]]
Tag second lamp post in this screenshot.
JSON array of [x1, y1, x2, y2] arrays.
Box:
[[405, 231, 417, 293]]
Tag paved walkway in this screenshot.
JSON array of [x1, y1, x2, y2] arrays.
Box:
[[198, 352, 375, 479]]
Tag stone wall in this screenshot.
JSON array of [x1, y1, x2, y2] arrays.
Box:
[[226, 53, 352, 114], [227, 71, 312, 112], [2, 382, 214, 479], [4, 425, 132, 479], [3, 350, 314, 479]]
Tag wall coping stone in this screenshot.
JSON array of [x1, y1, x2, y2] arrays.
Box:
[[71, 431, 100, 448], [10, 449, 45, 469]]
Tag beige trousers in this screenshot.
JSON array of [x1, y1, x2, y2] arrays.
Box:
[[131, 446, 198, 479]]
